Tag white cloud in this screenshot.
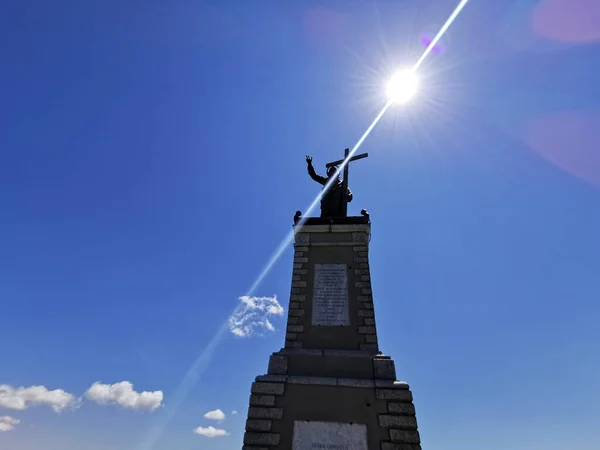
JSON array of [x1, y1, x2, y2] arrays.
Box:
[[0, 416, 20, 432], [85, 381, 163, 412], [203, 408, 225, 421], [193, 426, 229, 438], [0, 385, 78, 412], [231, 410, 238, 415], [228, 295, 284, 337]]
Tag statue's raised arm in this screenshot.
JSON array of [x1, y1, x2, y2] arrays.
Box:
[[306, 155, 327, 185]]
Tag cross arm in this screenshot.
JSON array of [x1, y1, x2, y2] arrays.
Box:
[[326, 152, 368, 168]]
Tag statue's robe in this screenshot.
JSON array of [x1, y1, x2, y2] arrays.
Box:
[[307, 164, 353, 218]]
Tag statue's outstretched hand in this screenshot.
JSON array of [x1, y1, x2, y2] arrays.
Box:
[[306, 155, 312, 165]]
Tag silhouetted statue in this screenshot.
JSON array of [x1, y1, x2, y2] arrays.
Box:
[[306, 155, 353, 218]]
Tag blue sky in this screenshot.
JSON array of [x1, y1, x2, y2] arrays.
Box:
[[1, 0, 600, 448]]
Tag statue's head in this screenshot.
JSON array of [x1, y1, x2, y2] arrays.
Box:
[[327, 166, 338, 178]]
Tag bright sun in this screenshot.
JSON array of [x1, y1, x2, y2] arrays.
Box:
[[386, 69, 419, 104]]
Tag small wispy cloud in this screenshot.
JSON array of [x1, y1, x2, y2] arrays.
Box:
[[203, 408, 225, 421], [228, 295, 284, 337], [85, 381, 163, 412], [0, 416, 20, 432], [231, 410, 238, 415], [193, 425, 229, 438], [0, 385, 78, 412]]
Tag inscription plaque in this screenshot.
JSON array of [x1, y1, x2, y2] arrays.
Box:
[[292, 421, 368, 450], [312, 264, 349, 326]]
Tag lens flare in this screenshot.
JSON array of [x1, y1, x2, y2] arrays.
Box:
[[386, 70, 419, 103]]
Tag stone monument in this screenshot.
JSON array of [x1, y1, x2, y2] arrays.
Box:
[[241, 152, 422, 450]]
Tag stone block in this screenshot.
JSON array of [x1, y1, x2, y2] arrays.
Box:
[[355, 282, 370, 288], [362, 288, 373, 295], [357, 310, 374, 318], [352, 232, 368, 242], [361, 275, 371, 281], [249, 394, 275, 407], [359, 263, 370, 268], [287, 325, 304, 333], [288, 309, 305, 317], [387, 402, 416, 416], [291, 281, 307, 288], [292, 269, 308, 276], [356, 295, 372, 302], [358, 251, 369, 257], [373, 359, 396, 380], [353, 246, 368, 252], [267, 355, 288, 375], [354, 269, 369, 275], [360, 343, 379, 351], [294, 251, 304, 257], [358, 326, 376, 334], [337, 378, 375, 388], [292, 275, 302, 281], [364, 318, 375, 326], [247, 407, 283, 420], [293, 263, 303, 270], [376, 389, 413, 401], [363, 302, 374, 309], [279, 348, 322, 356], [288, 376, 337, 386], [295, 246, 309, 251], [285, 333, 297, 341], [379, 415, 418, 429], [375, 380, 409, 389], [381, 444, 421, 450], [287, 317, 299, 324], [246, 419, 272, 432], [293, 257, 308, 263], [290, 294, 306, 302], [290, 288, 303, 294], [251, 382, 285, 396], [354, 257, 368, 263], [289, 302, 300, 310], [389, 430, 420, 444], [244, 432, 281, 446], [365, 334, 378, 343], [285, 341, 302, 348]]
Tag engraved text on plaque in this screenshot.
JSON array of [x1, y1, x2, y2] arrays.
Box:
[[312, 264, 349, 326]]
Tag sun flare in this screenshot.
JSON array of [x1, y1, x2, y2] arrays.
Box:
[[386, 69, 419, 104]]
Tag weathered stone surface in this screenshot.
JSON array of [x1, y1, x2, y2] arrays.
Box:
[[246, 419, 273, 432], [267, 355, 288, 375], [294, 251, 304, 257], [358, 326, 376, 334], [290, 288, 303, 294], [244, 432, 281, 446], [359, 263, 370, 268], [381, 443, 421, 450], [292, 269, 308, 276], [290, 295, 306, 301], [287, 325, 304, 333], [288, 309, 305, 317], [361, 275, 371, 281], [247, 407, 283, 420], [356, 295, 372, 302], [293, 263, 303, 269], [365, 334, 378, 343], [288, 376, 337, 386], [337, 378, 375, 388], [323, 349, 372, 357], [293, 257, 308, 263], [358, 309, 375, 318], [354, 269, 369, 275], [364, 318, 375, 326], [389, 430, 420, 444], [353, 246, 368, 252], [278, 348, 322, 356], [295, 246, 309, 251], [363, 302, 374, 309], [387, 402, 416, 415], [362, 288, 373, 295], [251, 382, 285, 396], [373, 359, 396, 380], [354, 257, 368, 263], [243, 446, 269, 450], [249, 394, 275, 407], [358, 251, 369, 257], [285, 333, 297, 341], [287, 317, 299, 324], [289, 302, 300, 310], [375, 380, 409, 389], [292, 275, 302, 281], [378, 415, 418, 429], [255, 375, 287, 383], [376, 389, 413, 401], [355, 281, 370, 288], [291, 281, 307, 288], [285, 341, 302, 348], [360, 343, 379, 351], [352, 232, 368, 242]]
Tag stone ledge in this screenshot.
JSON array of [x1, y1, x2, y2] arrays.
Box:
[[389, 430, 420, 444], [308, 242, 362, 247], [251, 382, 285, 396], [255, 375, 288, 383], [376, 389, 413, 401], [378, 415, 418, 429], [244, 432, 281, 446], [323, 349, 382, 358], [247, 407, 283, 420], [288, 376, 337, 386], [277, 348, 323, 356], [243, 446, 269, 450], [246, 419, 273, 432], [381, 443, 421, 450], [375, 380, 409, 389], [337, 378, 375, 388]]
